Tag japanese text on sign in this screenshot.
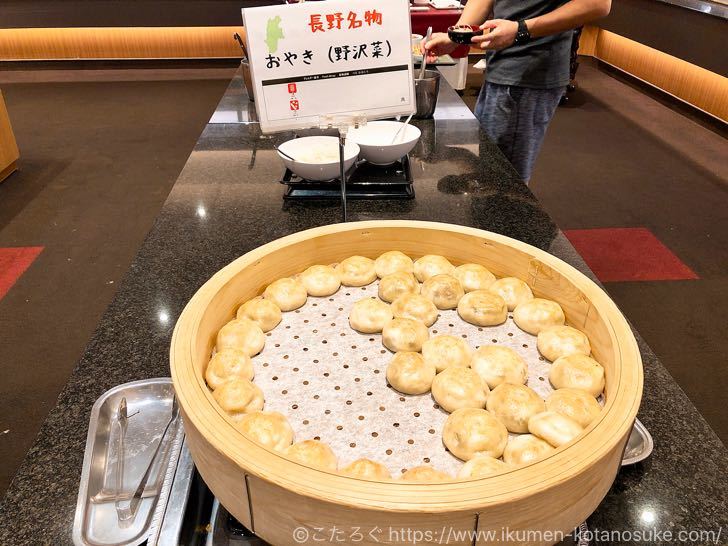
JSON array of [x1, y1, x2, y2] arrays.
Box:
[[308, 10, 383, 32], [242, 0, 415, 133]]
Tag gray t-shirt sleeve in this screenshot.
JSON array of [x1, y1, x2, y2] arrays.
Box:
[[484, 0, 573, 89]]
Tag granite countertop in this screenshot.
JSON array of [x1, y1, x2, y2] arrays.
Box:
[[0, 71, 725, 545]]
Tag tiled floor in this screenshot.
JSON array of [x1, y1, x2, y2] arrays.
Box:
[[0, 59, 725, 497]]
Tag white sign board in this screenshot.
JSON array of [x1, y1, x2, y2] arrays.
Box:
[[242, 0, 415, 133]]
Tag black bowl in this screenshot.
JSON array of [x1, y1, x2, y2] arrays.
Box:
[[447, 25, 484, 45]]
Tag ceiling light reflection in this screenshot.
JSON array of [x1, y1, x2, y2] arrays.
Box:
[[640, 509, 656, 524]]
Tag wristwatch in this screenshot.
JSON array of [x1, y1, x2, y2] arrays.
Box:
[[513, 19, 531, 45]]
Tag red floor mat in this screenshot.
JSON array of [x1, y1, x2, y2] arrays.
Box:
[[564, 228, 698, 282], [0, 246, 44, 301]]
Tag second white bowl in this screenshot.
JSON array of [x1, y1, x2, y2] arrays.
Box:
[[347, 121, 421, 166]]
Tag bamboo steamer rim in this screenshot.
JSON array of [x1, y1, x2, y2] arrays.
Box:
[[171, 220, 643, 512]]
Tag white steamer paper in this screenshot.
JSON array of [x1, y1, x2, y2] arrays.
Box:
[[248, 279, 572, 478]]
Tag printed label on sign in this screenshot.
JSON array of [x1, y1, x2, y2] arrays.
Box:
[[242, 0, 415, 133]]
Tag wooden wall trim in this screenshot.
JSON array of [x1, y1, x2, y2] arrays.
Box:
[[578, 26, 728, 122], [1, 25, 726, 121], [0, 27, 244, 61]]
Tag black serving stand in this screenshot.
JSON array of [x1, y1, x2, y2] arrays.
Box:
[[280, 155, 414, 201]]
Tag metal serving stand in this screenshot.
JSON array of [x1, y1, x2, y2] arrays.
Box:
[[280, 154, 414, 201]]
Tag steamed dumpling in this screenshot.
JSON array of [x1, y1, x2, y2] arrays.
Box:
[[235, 411, 294, 451], [421, 274, 465, 310], [263, 277, 307, 311], [205, 348, 254, 390], [546, 388, 602, 428], [399, 466, 451, 483], [236, 297, 282, 332], [513, 298, 565, 335], [442, 408, 508, 460], [457, 454, 511, 479], [391, 294, 438, 327], [457, 290, 508, 326], [421, 335, 472, 373], [299, 264, 341, 297], [386, 352, 436, 395], [488, 277, 534, 311], [349, 298, 393, 334], [431, 366, 489, 413], [336, 256, 377, 287], [413, 255, 455, 282], [453, 263, 496, 292], [212, 377, 264, 420], [339, 458, 391, 480], [537, 325, 591, 361], [381, 318, 429, 352], [378, 271, 419, 303], [528, 411, 584, 447], [549, 354, 605, 397], [375, 250, 413, 278], [216, 318, 265, 357], [284, 440, 338, 471], [470, 346, 527, 389], [502, 434, 555, 465], [486, 383, 545, 433]]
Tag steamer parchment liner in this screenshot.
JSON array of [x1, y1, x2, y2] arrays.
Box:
[[234, 278, 603, 478]]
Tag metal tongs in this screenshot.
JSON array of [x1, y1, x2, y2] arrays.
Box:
[[114, 398, 129, 520], [116, 396, 179, 523]]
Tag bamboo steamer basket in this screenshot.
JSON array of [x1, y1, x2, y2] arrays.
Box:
[[170, 221, 643, 546]]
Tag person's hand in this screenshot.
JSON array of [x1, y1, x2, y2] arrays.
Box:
[[421, 32, 457, 63], [472, 19, 519, 50]]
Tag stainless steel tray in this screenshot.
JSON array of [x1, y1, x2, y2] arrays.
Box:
[[622, 418, 654, 466], [73, 378, 185, 546]]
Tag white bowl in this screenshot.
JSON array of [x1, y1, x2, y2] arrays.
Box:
[[347, 121, 421, 166], [277, 136, 360, 181]]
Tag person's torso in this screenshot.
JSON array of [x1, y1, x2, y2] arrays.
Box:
[[485, 0, 573, 89]]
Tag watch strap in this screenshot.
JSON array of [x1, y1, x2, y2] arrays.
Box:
[[514, 19, 531, 45]]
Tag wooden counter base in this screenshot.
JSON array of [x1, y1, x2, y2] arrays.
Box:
[[0, 90, 20, 183]]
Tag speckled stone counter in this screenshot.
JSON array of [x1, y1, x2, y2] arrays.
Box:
[[0, 72, 725, 545]]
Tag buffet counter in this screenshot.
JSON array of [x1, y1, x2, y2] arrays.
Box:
[[0, 70, 725, 544]]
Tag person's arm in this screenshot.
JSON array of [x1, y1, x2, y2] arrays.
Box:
[[473, 0, 610, 51], [455, 0, 495, 27], [422, 0, 494, 59]]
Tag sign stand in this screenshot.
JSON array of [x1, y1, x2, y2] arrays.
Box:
[[338, 131, 348, 222], [242, 0, 416, 222], [318, 114, 365, 222]]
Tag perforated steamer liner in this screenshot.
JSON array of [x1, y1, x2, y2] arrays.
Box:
[[252, 280, 569, 478], [170, 221, 643, 545]]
